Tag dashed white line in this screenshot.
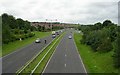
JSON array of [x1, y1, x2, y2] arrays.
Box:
[[64, 64, 66, 67], [73, 33, 87, 74], [65, 54, 67, 57]]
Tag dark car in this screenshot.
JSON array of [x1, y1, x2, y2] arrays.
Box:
[[52, 34, 56, 38]]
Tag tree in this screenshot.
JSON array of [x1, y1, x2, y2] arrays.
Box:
[[9, 15, 17, 29], [2, 13, 35, 44], [38, 26, 42, 31], [103, 20, 112, 27], [2, 13, 11, 44], [16, 18, 25, 29]]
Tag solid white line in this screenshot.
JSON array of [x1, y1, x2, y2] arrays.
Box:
[[73, 33, 88, 74], [17, 38, 54, 74], [42, 34, 64, 74], [30, 35, 62, 75]]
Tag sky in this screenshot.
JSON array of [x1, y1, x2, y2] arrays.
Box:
[[0, 0, 119, 24]]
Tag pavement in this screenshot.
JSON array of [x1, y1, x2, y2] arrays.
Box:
[[2, 34, 54, 73], [43, 30, 87, 74]]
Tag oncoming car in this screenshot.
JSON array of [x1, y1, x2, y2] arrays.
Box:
[[35, 38, 41, 43], [68, 35, 72, 39]]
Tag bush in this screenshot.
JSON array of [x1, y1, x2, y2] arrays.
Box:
[[28, 32, 35, 37], [97, 38, 113, 52], [19, 35, 25, 40], [3, 39, 9, 44], [24, 34, 29, 38], [10, 35, 16, 42]]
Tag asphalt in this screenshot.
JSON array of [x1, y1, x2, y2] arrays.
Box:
[[43, 30, 87, 74], [2, 34, 54, 73]]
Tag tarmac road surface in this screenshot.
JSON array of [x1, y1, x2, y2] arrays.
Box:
[[43, 31, 87, 74], [2, 34, 54, 73]]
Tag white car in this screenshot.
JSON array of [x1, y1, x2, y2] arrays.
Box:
[[35, 38, 41, 43], [68, 35, 72, 39]]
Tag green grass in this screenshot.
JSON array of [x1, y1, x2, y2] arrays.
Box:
[[18, 32, 64, 74], [2, 31, 51, 57], [74, 33, 118, 74]]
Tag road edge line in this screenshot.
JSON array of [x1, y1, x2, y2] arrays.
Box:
[[17, 38, 54, 74], [31, 33, 64, 74], [73, 33, 88, 74]]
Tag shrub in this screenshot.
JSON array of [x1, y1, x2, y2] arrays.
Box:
[[28, 32, 35, 37], [3, 39, 9, 44]]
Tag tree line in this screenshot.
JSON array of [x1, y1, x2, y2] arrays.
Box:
[[2, 13, 64, 44], [78, 20, 120, 69], [2, 13, 35, 44]]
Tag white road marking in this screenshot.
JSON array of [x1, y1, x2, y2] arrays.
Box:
[[65, 54, 67, 57], [65, 64, 66, 67], [42, 34, 64, 74], [73, 33, 87, 74]]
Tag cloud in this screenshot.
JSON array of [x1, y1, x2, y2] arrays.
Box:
[[0, 0, 119, 24]]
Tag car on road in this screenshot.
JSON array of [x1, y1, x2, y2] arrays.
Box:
[[68, 35, 72, 39], [56, 31, 59, 35], [52, 31, 55, 35], [52, 34, 56, 38], [35, 38, 41, 43]]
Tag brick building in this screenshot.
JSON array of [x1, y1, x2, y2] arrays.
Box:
[[31, 22, 64, 29]]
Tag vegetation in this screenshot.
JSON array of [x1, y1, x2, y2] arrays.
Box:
[[74, 33, 118, 73], [17, 32, 64, 74], [76, 20, 120, 73], [2, 31, 50, 57], [34, 33, 64, 73], [2, 13, 35, 44], [52, 26, 64, 31]]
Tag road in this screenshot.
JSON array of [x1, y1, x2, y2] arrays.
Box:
[[2, 34, 54, 73], [43, 31, 87, 74]]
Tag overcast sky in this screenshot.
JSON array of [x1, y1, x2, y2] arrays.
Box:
[[0, 0, 119, 24]]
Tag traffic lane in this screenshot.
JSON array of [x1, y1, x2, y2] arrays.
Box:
[[65, 34, 86, 73], [2, 35, 53, 73], [43, 32, 86, 73], [43, 33, 67, 73]]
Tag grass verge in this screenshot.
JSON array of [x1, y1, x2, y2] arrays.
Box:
[[2, 31, 51, 57], [17, 32, 64, 74], [74, 33, 118, 74]]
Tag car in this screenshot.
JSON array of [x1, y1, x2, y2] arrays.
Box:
[[52, 34, 56, 38], [68, 35, 72, 39], [52, 31, 55, 35], [56, 31, 59, 35], [35, 38, 41, 43]]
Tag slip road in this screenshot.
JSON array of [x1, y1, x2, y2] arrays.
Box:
[[43, 31, 87, 74]]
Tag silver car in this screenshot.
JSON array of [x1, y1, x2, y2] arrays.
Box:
[[68, 35, 72, 39], [35, 38, 41, 43]]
